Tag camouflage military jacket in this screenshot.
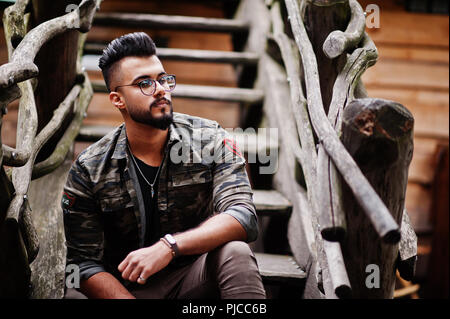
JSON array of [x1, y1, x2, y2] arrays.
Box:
[[62, 112, 258, 281]]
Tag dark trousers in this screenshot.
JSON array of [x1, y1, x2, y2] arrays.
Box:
[[65, 241, 266, 299]]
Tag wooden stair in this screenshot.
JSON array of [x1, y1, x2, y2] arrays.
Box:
[[255, 253, 306, 286], [84, 45, 259, 65], [93, 12, 250, 33]]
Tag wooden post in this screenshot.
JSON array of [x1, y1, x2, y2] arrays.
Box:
[[340, 98, 414, 298], [32, 0, 80, 163], [302, 0, 350, 113]]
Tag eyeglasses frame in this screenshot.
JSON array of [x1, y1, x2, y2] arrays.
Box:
[[114, 74, 176, 96]]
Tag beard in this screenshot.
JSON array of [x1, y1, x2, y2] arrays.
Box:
[[128, 98, 174, 130]]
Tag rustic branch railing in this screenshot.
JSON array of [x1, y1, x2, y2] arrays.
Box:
[[284, 0, 400, 244], [0, 0, 100, 298], [254, 0, 417, 298]]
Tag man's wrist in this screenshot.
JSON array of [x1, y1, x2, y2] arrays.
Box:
[[160, 234, 180, 258]]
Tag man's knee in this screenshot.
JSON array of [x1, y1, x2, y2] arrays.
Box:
[[208, 241, 257, 270], [207, 241, 266, 299]]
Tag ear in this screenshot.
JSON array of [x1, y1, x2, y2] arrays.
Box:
[[109, 91, 126, 110]]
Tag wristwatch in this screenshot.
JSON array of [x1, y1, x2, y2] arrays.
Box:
[[161, 234, 179, 258]]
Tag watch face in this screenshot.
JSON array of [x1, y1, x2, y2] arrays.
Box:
[[166, 235, 176, 244]]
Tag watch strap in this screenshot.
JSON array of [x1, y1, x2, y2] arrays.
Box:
[[161, 234, 179, 258]]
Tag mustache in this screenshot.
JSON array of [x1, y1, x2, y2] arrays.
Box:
[[150, 98, 172, 109]]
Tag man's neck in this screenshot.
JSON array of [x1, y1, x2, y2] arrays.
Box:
[[126, 121, 169, 167]]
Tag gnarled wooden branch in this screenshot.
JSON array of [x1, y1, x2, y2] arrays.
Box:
[[0, 0, 98, 89], [32, 74, 93, 179], [7, 83, 81, 223], [2, 0, 30, 56], [285, 0, 400, 244], [322, 0, 366, 59], [2, 81, 37, 168], [318, 32, 378, 241]]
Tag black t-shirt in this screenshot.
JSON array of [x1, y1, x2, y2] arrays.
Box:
[[133, 156, 161, 247]]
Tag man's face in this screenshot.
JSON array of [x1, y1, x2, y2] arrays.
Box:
[[111, 55, 174, 130]]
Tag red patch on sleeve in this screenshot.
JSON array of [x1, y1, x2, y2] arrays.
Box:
[[224, 138, 243, 158], [62, 192, 75, 208]]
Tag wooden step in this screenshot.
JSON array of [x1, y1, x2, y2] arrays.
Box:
[[91, 81, 264, 104], [254, 253, 306, 286], [253, 190, 292, 217], [93, 12, 249, 33], [83, 45, 259, 65]]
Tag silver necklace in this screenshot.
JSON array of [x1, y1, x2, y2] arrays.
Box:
[[127, 143, 162, 198]]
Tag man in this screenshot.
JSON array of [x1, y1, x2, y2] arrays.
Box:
[[62, 32, 266, 299]]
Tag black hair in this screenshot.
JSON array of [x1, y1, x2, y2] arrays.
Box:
[[98, 32, 157, 92]]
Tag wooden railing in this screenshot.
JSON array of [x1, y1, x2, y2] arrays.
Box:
[[0, 0, 100, 298], [239, 0, 418, 298]]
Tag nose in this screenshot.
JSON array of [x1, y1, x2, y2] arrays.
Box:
[[153, 81, 166, 98]]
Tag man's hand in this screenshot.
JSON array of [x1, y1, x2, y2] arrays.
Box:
[[118, 240, 173, 284]]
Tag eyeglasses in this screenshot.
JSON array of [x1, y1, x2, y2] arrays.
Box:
[[114, 74, 176, 96]]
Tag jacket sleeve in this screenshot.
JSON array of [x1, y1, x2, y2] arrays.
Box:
[[212, 124, 259, 242], [62, 158, 106, 281]]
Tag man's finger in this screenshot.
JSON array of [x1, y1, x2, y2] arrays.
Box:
[[138, 268, 153, 284], [121, 262, 136, 280], [118, 256, 129, 272], [129, 265, 144, 283]]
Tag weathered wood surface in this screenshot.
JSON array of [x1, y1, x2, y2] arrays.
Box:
[[252, 190, 292, 217], [340, 97, 414, 298], [0, 0, 98, 88], [318, 31, 378, 241], [94, 12, 249, 33], [322, 0, 365, 59], [28, 150, 72, 299], [266, 1, 347, 298], [258, 51, 326, 297], [285, 0, 400, 245], [32, 0, 80, 163], [0, 0, 99, 298], [32, 73, 93, 180], [254, 252, 306, 286], [397, 209, 418, 281], [301, 0, 350, 113]]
